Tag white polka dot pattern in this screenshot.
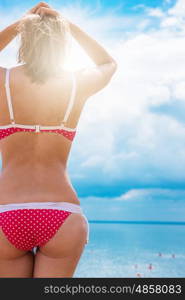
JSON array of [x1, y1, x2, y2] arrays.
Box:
[[0, 209, 71, 251], [42, 129, 76, 141], [0, 127, 76, 141]]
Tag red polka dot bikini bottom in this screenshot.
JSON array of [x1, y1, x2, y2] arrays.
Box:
[[0, 202, 89, 252]]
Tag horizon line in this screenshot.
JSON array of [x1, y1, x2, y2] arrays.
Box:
[[88, 220, 185, 225]]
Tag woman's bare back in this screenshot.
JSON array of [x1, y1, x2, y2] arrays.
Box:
[[0, 65, 86, 205]]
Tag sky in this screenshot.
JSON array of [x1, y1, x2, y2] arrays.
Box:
[[0, 1, 185, 217]]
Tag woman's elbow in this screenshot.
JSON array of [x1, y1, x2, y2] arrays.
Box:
[[110, 59, 118, 74]]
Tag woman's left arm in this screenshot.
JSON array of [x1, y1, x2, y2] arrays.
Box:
[[0, 2, 51, 51], [0, 20, 20, 51]]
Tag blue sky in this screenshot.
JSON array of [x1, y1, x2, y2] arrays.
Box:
[[0, 0, 185, 206], [0, 0, 174, 12]]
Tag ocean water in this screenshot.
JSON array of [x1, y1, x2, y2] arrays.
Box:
[[75, 222, 185, 278]]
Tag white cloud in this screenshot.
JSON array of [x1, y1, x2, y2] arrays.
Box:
[[161, 16, 179, 27], [159, 0, 185, 32], [132, 4, 146, 11], [168, 0, 185, 17], [164, 0, 173, 3], [73, 0, 185, 184], [80, 188, 185, 221], [117, 188, 185, 201], [174, 81, 185, 100], [146, 8, 165, 18], [137, 19, 151, 30]]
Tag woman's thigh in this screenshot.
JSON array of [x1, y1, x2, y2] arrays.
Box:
[[0, 227, 26, 259], [0, 228, 34, 277]]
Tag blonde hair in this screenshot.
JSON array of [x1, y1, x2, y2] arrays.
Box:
[[16, 13, 71, 85]]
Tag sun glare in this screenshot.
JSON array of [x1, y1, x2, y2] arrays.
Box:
[[64, 39, 94, 71]]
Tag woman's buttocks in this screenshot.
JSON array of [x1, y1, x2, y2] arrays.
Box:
[[0, 162, 80, 205]]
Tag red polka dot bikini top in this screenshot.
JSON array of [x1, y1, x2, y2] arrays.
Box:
[[0, 68, 77, 141]]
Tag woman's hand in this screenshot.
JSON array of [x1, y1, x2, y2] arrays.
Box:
[[26, 2, 51, 15], [19, 2, 61, 25], [19, 2, 53, 22], [26, 1, 61, 18], [35, 6, 61, 18]]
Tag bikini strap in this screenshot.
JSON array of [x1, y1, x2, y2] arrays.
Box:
[[61, 72, 76, 125], [4, 68, 15, 124]]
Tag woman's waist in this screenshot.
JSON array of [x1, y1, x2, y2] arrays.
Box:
[[0, 168, 80, 205], [1, 160, 67, 177], [0, 181, 80, 203], [0, 201, 83, 214], [0, 164, 72, 187]]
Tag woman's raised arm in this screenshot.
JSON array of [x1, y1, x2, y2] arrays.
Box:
[[69, 21, 117, 99], [70, 21, 117, 67], [0, 21, 19, 51], [0, 2, 51, 51]]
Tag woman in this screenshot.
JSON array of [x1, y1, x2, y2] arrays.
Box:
[[0, 2, 117, 278]]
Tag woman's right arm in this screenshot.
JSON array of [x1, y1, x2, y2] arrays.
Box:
[[35, 5, 117, 100], [69, 21, 117, 100], [70, 22, 116, 66]]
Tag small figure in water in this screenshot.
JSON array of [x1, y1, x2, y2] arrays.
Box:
[[148, 263, 153, 271]]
